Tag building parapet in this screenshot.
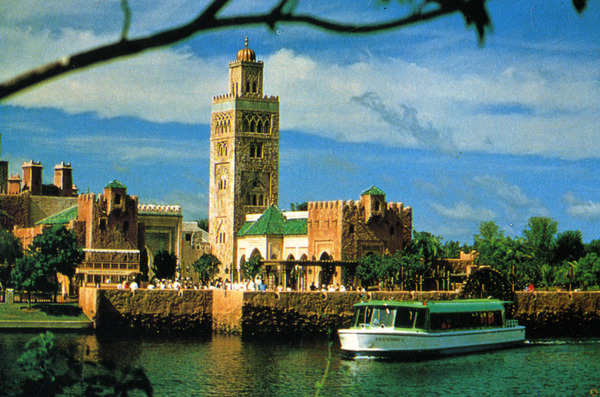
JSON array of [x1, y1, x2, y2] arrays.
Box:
[[213, 93, 279, 102], [83, 248, 141, 254], [138, 204, 182, 215]]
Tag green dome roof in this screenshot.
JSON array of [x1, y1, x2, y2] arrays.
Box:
[[104, 179, 127, 189]]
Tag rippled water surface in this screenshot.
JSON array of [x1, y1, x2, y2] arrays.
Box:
[[1, 333, 599, 396]]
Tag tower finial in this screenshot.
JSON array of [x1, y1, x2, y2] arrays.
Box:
[[245, 36, 248, 48]]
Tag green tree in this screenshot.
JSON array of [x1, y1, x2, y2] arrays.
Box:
[[555, 260, 579, 292], [241, 255, 262, 282], [11, 226, 82, 306], [196, 218, 209, 232], [290, 202, 308, 211], [397, 250, 428, 291], [473, 221, 534, 289], [585, 239, 600, 257], [539, 264, 555, 291], [523, 217, 558, 267], [152, 250, 178, 280], [192, 253, 221, 285], [356, 253, 385, 288], [0, 228, 23, 288], [139, 249, 149, 282], [30, 226, 83, 279], [440, 240, 462, 259], [553, 230, 585, 265], [412, 230, 442, 267], [576, 254, 600, 290], [556, 253, 600, 291]]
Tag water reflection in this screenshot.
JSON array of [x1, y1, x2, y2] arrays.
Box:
[[1, 333, 600, 396]]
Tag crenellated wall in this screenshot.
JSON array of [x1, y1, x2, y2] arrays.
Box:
[[79, 289, 600, 339], [307, 198, 411, 261]]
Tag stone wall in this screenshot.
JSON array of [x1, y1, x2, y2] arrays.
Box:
[[213, 289, 243, 333], [0, 193, 30, 230], [80, 288, 213, 335], [80, 289, 600, 339], [513, 291, 600, 338], [241, 291, 458, 339]]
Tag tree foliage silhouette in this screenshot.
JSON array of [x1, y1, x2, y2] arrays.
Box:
[[151, 250, 178, 280]]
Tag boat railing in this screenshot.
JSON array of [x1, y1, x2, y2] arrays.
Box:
[[506, 319, 519, 328]]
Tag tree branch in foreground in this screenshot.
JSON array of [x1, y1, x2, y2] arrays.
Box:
[[0, 0, 484, 101]]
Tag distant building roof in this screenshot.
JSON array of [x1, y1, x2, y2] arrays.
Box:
[[35, 205, 78, 226], [182, 221, 202, 232], [238, 205, 307, 237], [104, 179, 127, 189], [361, 186, 386, 196]]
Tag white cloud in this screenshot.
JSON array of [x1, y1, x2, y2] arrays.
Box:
[[1, 26, 226, 123], [2, 6, 600, 160], [430, 202, 496, 221], [63, 135, 208, 163], [148, 189, 209, 221], [472, 175, 550, 223], [564, 192, 600, 221]]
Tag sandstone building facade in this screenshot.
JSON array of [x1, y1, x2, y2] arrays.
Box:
[[236, 187, 412, 289]]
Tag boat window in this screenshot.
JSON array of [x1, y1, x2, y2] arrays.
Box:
[[352, 306, 374, 327], [352, 307, 366, 327], [414, 309, 427, 329], [429, 310, 504, 331], [371, 307, 395, 328], [480, 311, 502, 327], [394, 307, 417, 329]]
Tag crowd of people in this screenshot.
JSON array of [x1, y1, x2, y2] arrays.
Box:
[[114, 276, 364, 293]]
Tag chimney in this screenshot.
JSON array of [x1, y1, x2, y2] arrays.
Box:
[[54, 162, 73, 196], [22, 161, 43, 195], [7, 174, 21, 195]]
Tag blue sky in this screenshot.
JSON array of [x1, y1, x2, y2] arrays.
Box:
[[1, 1, 599, 245]]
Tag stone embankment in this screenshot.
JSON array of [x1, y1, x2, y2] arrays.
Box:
[[79, 288, 600, 338]]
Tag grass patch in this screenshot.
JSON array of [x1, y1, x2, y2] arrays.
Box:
[[0, 303, 90, 323]]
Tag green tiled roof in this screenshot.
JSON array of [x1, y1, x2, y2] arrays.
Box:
[[35, 205, 78, 226], [237, 205, 307, 237], [361, 186, 386, 196], [284, 218, 307, 235], [105, 179, 127, 189]]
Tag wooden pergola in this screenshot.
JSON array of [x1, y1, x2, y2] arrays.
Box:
[[260, 259, 358, 291]]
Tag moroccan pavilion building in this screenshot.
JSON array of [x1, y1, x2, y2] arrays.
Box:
[[209, 40, 412, 289]]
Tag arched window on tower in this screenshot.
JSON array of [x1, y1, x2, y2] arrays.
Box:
[[250, 143, 263, 158], [245, 82, 250, 94], [253, 82, 257, 93], [246, 180, 266, 207]]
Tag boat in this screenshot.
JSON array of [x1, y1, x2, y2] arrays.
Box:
[[338, 299, 525, 358]]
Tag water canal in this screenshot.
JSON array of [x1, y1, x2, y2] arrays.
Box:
[[0, 332, 598, 396]]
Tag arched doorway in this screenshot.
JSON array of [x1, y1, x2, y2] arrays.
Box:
[[286, 254, 296, 290], [319, 252, 335, 288]]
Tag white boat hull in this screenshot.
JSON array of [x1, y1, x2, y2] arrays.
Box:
[[338, 326, 526, 358]]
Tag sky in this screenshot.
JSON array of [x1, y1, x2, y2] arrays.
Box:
[[0, 0, 599, 245]]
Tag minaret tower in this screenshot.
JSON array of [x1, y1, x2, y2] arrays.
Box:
[[209, 38, 280, 276]]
